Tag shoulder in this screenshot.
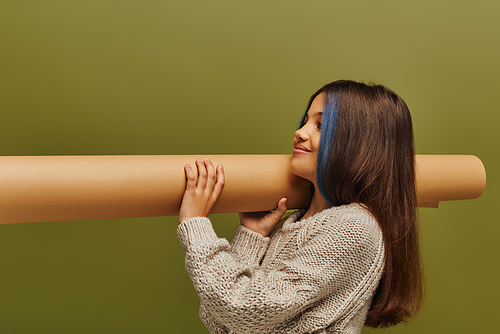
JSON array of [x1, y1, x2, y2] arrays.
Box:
[[322, 203, 381, 234], [297, 202, 380, 233], [309, 203, 384, 256], [271, 203, 384, 260]]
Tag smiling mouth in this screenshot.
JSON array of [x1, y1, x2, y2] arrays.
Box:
[[293, 148, 310, 154]]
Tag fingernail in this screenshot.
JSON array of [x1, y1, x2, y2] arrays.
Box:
[[206, 158, 210, 162], [218, 165, 223, 169], [197, 159, 202, 163], [186, 164, 190, 168]]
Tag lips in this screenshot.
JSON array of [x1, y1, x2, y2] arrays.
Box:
[[293, 144, 311, 154]]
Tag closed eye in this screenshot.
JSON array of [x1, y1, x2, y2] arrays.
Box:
[[300, 115, 308, 128]]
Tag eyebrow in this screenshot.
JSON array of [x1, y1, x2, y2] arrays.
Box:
[[307, 111, 323, 117]]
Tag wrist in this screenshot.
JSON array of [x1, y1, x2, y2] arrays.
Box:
[[179, 214, 207, 224], [241, 223, 268, 237]]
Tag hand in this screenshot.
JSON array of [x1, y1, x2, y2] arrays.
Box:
[[238, 198, 287, 237], [178, 158, 225, 224]]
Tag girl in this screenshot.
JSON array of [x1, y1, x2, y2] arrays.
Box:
[[177, 80, 424, 333]]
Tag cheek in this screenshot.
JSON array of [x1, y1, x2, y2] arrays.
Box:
[[312, 137, 321, 153]]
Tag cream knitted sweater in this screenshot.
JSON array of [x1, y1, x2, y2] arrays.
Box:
[[177, 203, 385, 334]]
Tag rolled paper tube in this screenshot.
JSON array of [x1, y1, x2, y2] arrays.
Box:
[[0, 155, 486, 224], [415, 155, 486, 207]]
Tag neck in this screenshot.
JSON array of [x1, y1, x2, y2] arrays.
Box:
[[301, 187, 333, 220]]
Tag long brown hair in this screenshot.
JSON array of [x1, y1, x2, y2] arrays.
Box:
[[306, 80, 424, 327]]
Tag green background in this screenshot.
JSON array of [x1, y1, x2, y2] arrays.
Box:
[[1, 0, 498, 333]]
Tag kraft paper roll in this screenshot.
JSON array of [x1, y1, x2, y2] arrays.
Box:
[[0, 155, 486, 224]]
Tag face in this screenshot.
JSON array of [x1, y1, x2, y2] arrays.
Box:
[[290, 92, 324, 184]]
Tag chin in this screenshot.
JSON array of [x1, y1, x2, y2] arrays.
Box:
[[290, 158, 314, 182]]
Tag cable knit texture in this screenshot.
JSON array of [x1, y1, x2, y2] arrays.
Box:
[[177, 203, 385, 334]]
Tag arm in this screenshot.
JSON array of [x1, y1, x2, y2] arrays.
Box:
[[228, 200, 288, 267], [196, 226, 272, 334], [177, 157, 286, 333], [178, 158, 286, 268], [228, 224, 270, 267]]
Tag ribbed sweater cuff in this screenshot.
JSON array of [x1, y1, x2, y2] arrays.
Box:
[[230, 225, 270, 266], [177, 217, 219, 253]]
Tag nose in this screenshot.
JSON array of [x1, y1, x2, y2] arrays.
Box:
[[294, 127, 309, 142]]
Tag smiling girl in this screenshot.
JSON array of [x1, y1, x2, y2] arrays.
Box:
[[177, 80, 424, 333]]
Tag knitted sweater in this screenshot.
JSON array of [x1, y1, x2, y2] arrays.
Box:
[[177, 203, 385, 334]]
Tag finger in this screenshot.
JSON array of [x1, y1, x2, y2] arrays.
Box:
[[184, 164, 196, 190], [274, 198, 288, 217], [205, 159, 216, 190], [195, 158, 207, 189], [278, 197, 288, 210], [212, 164, 225, 199]]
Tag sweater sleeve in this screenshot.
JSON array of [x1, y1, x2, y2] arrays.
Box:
[[229, 224, 270, 267], [177, 214, 384, 333]]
